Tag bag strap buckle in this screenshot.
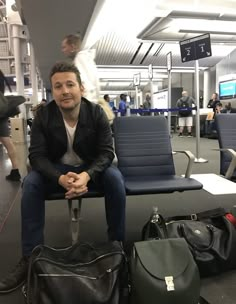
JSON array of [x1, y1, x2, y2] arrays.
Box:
[[191, 214, 198, 220]]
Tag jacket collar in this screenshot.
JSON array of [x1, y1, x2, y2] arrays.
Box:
[[50, 97, 90, 127], [78, 98, 90, 127]]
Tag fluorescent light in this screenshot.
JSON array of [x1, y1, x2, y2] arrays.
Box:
[[107, 82, 132, 87], [83, 0, 157, 48], [169, 19, 236, 34], [155, 1, 236, 15]]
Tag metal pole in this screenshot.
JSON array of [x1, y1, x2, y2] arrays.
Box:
[[12, 25, 24, 95], [135, 86, 138, 108], [30, 43, 38, 106], [168, 70, 172, 135], [40, 78, 45, 100], [150, 79, 154, 108], [150, 80, 154, 116], [194, 60, 208, 163]]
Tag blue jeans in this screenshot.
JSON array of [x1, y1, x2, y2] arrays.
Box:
[[21, 164, 126, 256]]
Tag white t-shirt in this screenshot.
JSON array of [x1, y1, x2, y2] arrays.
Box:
[[60, 120, 83, 166]]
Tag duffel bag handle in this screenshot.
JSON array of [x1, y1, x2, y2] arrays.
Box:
[[178, 224, 215, 252], [166, 207, 226, 222]]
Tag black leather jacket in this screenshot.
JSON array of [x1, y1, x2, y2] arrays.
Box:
[[29, 98, 114, 183]]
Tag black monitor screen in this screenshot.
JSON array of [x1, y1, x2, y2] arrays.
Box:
[[219, 80, 236, 100]]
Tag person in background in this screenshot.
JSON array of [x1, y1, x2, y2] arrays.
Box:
[[119, 94, 127, 116], [143, 94, 151, 115], [207, 93, 220, 113], [206, 102, 223, 136], [104, 94, 117, 111], [98, 98, 115, 125], [61, 33, 100, 103], [0, 69, 21, 181], [104, 94, 110, 104], [0, 61, 126, 293], [221, 102, 233, 113], [30, 98, 47, 119], [176, 90, 195, 137], [138, 104, 144, 116], [215, 102, 223, 114]]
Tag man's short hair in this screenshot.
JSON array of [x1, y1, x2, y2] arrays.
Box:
[[104, 94, 109, 101], [120, 94, 126, 100], [63, 33, 82, 50], [50, 61, 82, 86]]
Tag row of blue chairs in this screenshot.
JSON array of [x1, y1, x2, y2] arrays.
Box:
[[47, 115, 206, 243]]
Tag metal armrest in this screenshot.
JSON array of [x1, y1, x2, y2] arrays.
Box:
[[173, 150, 195, 178], [213, 148, 236, 179]]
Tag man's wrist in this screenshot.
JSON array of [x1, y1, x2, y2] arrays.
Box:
[[58, 174, 65, 185], [83, 171, 91, 182]]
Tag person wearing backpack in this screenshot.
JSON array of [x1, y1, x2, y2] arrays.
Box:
[[176, 91, 195, 137]]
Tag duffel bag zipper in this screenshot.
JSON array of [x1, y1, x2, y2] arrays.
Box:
[[33, 250, 125, 267], [37, 265, 120, 280]]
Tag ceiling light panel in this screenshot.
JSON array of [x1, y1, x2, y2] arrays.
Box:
[[172, 19, 236, 34], [155, 0, 236, 14]]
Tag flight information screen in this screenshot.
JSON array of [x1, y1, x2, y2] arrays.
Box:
[[219, 80, 236, 100]]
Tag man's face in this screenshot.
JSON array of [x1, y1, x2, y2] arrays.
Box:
[[51, 72, 84, 112], [212, 93, 217, 100], [61, 39, 75, 57]]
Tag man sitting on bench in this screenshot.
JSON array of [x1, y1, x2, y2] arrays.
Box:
[[0, 61, 126, 294]]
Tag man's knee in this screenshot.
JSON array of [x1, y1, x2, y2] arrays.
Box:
[[103, 166, 124, 183], [22, 170, 44, 190]]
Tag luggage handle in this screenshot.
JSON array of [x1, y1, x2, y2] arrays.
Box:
[[166, 207, 226, 222]]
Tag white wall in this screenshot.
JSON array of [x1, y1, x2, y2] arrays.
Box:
[[216, 48, 236, 107], [163, 72, 204, 100]]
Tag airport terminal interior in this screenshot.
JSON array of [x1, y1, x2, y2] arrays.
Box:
[[1, 0, 236, 303]]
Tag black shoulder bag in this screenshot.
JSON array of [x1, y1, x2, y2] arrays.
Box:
[[136, 209, 212, 304], [130, 211, 205, 304], [166, 207, 236, 277]]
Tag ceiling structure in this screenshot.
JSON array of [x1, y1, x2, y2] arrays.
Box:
[[11, 0, 236, 94], [15, 0, 98, 90]]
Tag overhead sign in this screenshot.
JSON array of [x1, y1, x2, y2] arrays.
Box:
[[133, 73, 140, 86], [166, 52, 172, 71], [148, 64, 153, 80], [153, 90, 168, 115], [179, 33, 212, 63]]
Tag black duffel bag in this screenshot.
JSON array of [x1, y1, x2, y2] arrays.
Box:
[[26, 241, 127, 304], [166, 208, 236, 277]]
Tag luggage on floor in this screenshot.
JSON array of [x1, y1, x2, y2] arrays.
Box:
[[142, 207, 236, 277], [166, 208, 236, 277], [130, 238, 200, 304], [26, 241, 127, 304]]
